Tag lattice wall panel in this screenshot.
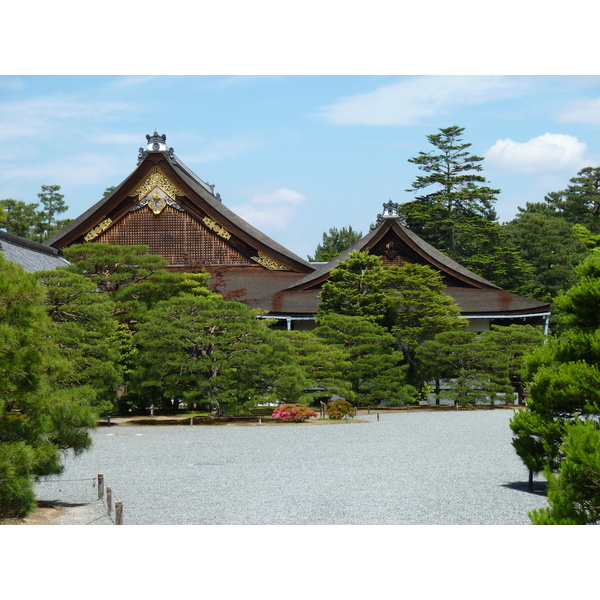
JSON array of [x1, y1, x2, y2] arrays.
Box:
[[380, 255, 408, 267], [95, 207, 252, 265]]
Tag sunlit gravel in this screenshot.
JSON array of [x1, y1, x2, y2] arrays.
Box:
[[35, 410, 549, 525]]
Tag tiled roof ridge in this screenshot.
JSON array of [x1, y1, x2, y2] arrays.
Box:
[[0, 229, 62, 256]]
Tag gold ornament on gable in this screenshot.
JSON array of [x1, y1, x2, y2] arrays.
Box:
[[251, 252, 289, 271]]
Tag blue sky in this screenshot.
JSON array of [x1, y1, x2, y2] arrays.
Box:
[[2, 75, 600, 260]]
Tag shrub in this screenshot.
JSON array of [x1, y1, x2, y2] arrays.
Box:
[[272, 404, 317, 422], [325, 398, 356, 420]]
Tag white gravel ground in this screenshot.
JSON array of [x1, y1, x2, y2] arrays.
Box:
[[33, 409, 549, 525]]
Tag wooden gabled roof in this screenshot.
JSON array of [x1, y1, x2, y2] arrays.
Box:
[[254, 208, 550, 318], [45, 135, 314, 275], [43, 136, 549, 320], [285, 215, 502, 292]]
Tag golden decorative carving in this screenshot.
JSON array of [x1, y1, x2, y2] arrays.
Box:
[[84, 217, 113, 242], [251, 252, 289, 271], [148, 192, 167, 215], [129, 166, 184, 202], [202, 216, 231, 240]]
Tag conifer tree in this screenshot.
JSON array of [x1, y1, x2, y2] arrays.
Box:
[[314, 313, 416, 406], [35, 184, 70, 241], [307, 226, 363, 262], [0, 255, 96, 518], [510, 253, 600, 490], [131, 293, 306, 415]]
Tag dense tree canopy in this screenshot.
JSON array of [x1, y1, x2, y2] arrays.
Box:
[[318, 251, 466, 383], [0, 255, 97, 518], [131, 293, 307, 415], [307, 226, 363, 262], [314, 313, 416, 405], [503, 209, 589, 302], [510, 253, 600, 494]]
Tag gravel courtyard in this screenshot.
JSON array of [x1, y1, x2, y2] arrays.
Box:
[[34, 409, 549, 525]]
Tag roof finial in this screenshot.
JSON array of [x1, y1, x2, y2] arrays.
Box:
[[375, 200, 407, 227]]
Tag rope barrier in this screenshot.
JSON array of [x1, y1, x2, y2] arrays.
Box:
[[38, 474, 123, 525]]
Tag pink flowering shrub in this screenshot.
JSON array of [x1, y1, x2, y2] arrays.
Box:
[[272, 403, 317, 422], [325, 398, 356, 420]]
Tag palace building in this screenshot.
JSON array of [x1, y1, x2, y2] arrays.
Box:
[[44, 132, 551, 332]]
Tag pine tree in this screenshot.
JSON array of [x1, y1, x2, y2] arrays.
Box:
[[402, 125, 499, 256], [314, 313, 416, 406], [0, 255, 96, 519], [510, 253, 600, 490], [131, 293, 306, 415], [35, 184, 69, 241], [529, 419, 600, 525], [307, 226, 363, 262]]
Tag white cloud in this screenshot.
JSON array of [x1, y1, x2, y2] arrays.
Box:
[[485, 133, 588, 174], [317, 75, 525, 126], [231, 187, 307, 231], [556, 97, 600, 125], [0, 96, 135, 141]]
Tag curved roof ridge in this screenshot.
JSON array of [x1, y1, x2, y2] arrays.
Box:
[[286, 217, 501, 290]]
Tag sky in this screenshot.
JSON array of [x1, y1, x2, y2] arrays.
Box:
[[2, 74, 600, 260]]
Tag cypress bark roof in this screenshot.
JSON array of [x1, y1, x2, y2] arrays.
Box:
[[42, 133, 550, 320]]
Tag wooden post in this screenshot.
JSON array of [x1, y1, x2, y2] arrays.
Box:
[[190, 417, 194, 425], [98, 474, 104, 499], [115, 501, 123, 525], [106, 487, 112, 515], [377, 413, 380, 422]]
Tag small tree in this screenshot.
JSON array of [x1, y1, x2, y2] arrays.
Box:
[[278, 330, 353, 404], [402, 125, 499, 257], [325, 398, 356, 420], [0, 199, 40, 240], [529, 419, 600, 525], [131, 293, 306, 415], [307, 226, 363, 262], [510, 253, 600, 488], [314, 313, 416, 406], [35, 184, 70, 241]]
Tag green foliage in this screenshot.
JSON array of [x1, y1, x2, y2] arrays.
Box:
[[62, 243, 210, 325], [553, 252, 600, 333], [36, 184, 69, 241], [130, 293, 307, 415], [318, 251, 396, 326], [529, 419, 600, 525], [272, 404, 317, 422], [417, 330, 512, 406], [503, 211, 589, 302], [325, 398, 357, 420], [35, 269, 122, 413], [510, 253, 600, 497], [307, 225, 363, 262], [0, 255, 97, 519], [0, 199, 40, 240], [278, 330, 352, 403], [0, 441, 37, 518], [543, 166, 600, 235], [314, 313, 416, 406], [318, 252, 465, 384], [401, 125, 501, 263]]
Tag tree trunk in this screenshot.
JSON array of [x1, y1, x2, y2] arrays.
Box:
[[528, 468, 534, 493]]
